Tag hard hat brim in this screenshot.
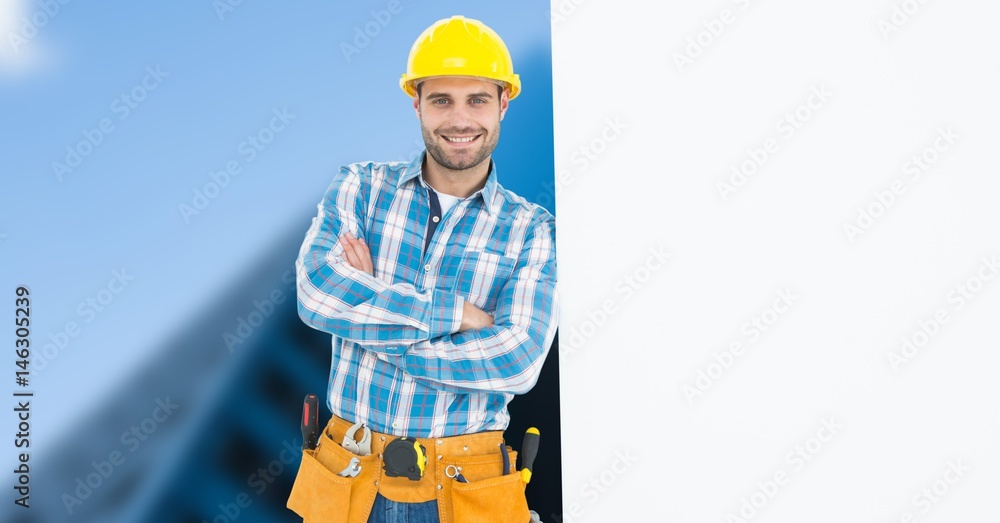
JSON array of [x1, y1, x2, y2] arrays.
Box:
[[401, 73, 521, 100], [402, 74, 520, 99]]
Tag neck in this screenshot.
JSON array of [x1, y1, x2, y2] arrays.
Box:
[[422, 155, 490, 198]]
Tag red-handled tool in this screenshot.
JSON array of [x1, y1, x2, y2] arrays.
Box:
[[301, 393, 319, 451]]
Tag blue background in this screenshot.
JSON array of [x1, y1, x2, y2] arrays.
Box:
[[1, 1, 558, 521]]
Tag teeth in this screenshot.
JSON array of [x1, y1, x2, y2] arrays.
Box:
[[444, 135, 477, 143]]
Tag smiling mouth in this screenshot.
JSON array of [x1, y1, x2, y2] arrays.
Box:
[[442, 134, 481, 144]]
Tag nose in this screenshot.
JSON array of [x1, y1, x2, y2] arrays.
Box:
[[446, 103, 475, 130]]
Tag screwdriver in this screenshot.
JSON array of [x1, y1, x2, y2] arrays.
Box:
[[301, 393, 319, 451], [520, 427, 539, 484], [501, 442, 511, 475]]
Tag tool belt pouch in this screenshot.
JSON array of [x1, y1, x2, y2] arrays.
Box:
[[442, 446, 531, 523], [286, 431, 379, 523]]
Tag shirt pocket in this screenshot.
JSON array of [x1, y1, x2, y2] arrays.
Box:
[[452, 251, 517, 313]]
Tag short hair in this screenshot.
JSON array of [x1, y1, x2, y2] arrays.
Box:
[[416, 82, 504, 100]]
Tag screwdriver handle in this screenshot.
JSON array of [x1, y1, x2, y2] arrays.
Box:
[[301, 394, 319, 451], [520, 427, 539, 484]]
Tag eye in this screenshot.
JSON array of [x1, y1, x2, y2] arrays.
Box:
[[432, 98, 449, 105], [470, 98, 487, 104]]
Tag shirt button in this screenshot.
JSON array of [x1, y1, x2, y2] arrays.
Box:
[[392, 422, 400, 429], [424, 264, 431, 271], [432, 216, 440, 223]]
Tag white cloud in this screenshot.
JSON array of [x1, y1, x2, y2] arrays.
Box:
[[1, 0, 57, 78]]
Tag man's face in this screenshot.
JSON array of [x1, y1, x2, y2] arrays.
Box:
[[414, 76, 509, 172]]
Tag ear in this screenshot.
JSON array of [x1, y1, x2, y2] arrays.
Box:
[[413, 94, 421, 118], [499, 89, 510, 121]]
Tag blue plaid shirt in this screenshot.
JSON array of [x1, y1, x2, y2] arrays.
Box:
[[296, 151, 559, 437]]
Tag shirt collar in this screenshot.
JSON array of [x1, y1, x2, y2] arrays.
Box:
[[398, 150, 499, 216]]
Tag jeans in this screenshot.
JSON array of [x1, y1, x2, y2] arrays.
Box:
[[366, 493, 440, 523]]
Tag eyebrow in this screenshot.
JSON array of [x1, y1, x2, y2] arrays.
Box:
[[426, 91, 495, 100]]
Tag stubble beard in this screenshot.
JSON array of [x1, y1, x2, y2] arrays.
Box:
[[421, 121, 501, 173]]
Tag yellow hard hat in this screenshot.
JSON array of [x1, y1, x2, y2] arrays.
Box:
[[400, 15, 521, 100]]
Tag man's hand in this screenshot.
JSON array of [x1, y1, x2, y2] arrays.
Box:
[[459, 300, 494, 332], [339, 232, 374, 276], [340, 231, 492, 332]]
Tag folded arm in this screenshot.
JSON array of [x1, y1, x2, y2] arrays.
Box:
[[369, 219, 559, 395], [296, 165, 465, 347]]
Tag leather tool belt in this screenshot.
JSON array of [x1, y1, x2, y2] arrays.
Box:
[[287, 413, 531, 522]]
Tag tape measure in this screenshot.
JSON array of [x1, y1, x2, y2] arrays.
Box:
[[383, 438, 427, 481]]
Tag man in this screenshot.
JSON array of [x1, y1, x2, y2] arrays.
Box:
[[286, 15, 558, 523]]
